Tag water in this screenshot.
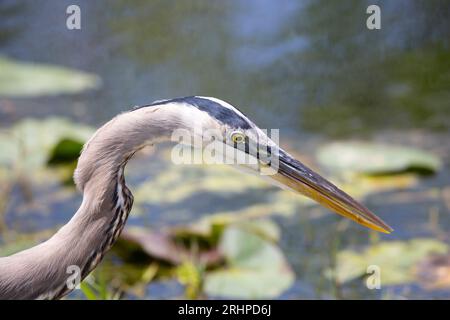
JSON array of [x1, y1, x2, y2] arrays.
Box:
[[0, 0, 449, 299]]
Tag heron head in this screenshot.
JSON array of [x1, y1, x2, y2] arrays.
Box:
[[140, 96, 393, 234]]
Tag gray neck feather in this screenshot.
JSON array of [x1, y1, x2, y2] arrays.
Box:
[[0, 104, 214, 299]]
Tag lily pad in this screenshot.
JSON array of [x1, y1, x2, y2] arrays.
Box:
[[170, 207, 292, 248], [330, 238, 448, 286], [119, 227, 222, 266], [317, 142, 441, 175], [0, 117, 94, 172], [0, 56, 101, 97], [204, 225, 294, 299], [134, 163, 270, 205], [118, 219, 292, 298]]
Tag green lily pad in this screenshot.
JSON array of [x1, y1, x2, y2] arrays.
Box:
[[204, 225, 294, 299], [317, 142, 441, 175], [0, 56, 101, 97], [48, 138, 85, 165], [171, 208, 284, 240], [134, 163, 270, 205], [330, 238, 448, 285], [0, 117, 94, 171]]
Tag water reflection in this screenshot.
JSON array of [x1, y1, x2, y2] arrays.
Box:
[[105, 0, 450, 135]]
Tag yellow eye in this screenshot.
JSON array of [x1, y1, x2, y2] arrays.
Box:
[[231, 131, 246, 144]]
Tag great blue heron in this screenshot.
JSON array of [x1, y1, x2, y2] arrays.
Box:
[[0, 96, 392, 299]]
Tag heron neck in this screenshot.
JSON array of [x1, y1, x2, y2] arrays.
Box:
[[0, 104, 212, 299], [0, 109, 167, 299]]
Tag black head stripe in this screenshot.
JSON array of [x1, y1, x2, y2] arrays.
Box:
[[133, 96, 252, 129]]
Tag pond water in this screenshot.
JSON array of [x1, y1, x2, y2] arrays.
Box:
[[0, 0, 449, 299]]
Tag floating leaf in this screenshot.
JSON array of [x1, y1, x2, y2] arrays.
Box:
[[119, 220, 292, 299], [119, 227, 222, 266], [0, 117, 94, 172], [172, 211, 286, 242], [134, 164, 270, 205], [237, 219, 281, 243], [204, 225, 294, 299], [330, 239, 448, 286], [48, 138, 84, 165], [317, 142, 441, 175], [0, 56, 101, 97], [336, 174, 419, 200]]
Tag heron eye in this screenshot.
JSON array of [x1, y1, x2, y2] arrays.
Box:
[[231, 131, 246, 144]]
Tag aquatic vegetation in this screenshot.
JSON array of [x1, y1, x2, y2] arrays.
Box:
[[0, 0, 448, 300], [0, 117, 94, 173], [204, 223, 294, 299], [0, 118, 94, 235], [117, 218, 294, 299], [0, 118, 448, 299], [80, 275, 121, 300], [0, 56, 101, 97], [133, 163, 271, 206], [317, 142, 441, 175], [329, 239, 449, 286], [175, 261, 203, 299]]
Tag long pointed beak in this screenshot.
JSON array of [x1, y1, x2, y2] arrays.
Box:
[[270, 149, 393, 233]]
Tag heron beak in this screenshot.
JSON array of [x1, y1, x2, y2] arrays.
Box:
[[268, 149, 393, 234]]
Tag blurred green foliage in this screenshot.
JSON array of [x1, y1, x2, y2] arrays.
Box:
[[0, 56, 101, 97], [329, 238, 448, 285], [0, 117, 93, 172], [204, 223, 294, 299], [317, 142, 441, 175]]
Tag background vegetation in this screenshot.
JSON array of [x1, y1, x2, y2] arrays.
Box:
[[0, 0, 449, 299]]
